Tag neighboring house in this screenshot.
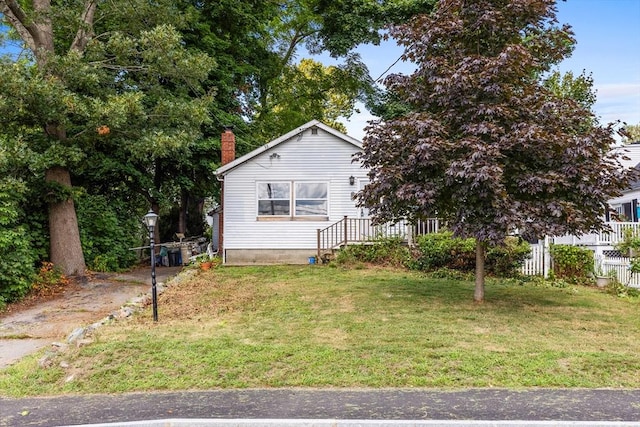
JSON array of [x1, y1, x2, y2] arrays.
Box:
[[214, 120, 367, 265], [552, 142, 640, 257], [608, 143, 640, 222], [608, 162, 640, 223]]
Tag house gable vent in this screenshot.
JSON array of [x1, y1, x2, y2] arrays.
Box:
[[311, 126, 318, 135]]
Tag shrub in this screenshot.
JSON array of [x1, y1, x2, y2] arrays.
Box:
[[31, 261, 70, 297], [486, 237, 531, 277], [335, 237, 411, 268], [411, 232, 530, 277], [76, 192, 139, 271], [410, 231, 476, 272], [549, 244, 594, 283], [0, 227, 37, 308], [0, 178, 37, 307]]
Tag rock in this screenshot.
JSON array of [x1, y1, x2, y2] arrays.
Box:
[[89, 321, 104, 330], [59, 361, 70, 369], [75, 338, 93, 348], [119, 307, 135, 318], [38, 354, 54, 368], [67, 327, 86, 344]]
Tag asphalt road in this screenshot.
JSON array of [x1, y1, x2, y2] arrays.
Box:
[[2, 388, 640, 427]]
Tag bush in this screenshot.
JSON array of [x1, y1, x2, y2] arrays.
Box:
[[410, 231, 476, 272], [76, 192, 139, 272], [335, 237, 411, 268], [0, 227, 37, 308], [549, 244, 593, 283], [31, 261, 70, 297], [486, 237, 531, 277], [411, 232, 530, 277], [0, 178, 37, 307]]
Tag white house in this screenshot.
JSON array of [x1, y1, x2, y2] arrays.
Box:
[[606, 144, 640, 222], [214, 120, 368, 265]]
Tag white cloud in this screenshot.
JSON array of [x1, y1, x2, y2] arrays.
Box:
[[594, 82, 640, 126]]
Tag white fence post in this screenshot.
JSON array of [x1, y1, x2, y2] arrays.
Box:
[[543, 236, 551, 278]]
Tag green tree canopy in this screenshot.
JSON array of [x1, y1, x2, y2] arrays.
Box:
[[622, 123, 640, 144]]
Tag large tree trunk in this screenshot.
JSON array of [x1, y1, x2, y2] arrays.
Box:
[[474, 240, 486, 302], [45, 166, 86, 276]]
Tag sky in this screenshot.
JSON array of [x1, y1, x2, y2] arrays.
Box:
[[338, 0, 640, 141]]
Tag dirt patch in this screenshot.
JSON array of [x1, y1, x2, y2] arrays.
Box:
[[158, 268, 254, 320], [0, 266, 183, 368]]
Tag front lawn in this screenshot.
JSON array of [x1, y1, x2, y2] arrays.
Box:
[[1, 265, 639, 396]]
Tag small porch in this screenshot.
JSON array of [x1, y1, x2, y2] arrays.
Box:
[[316, 216, 440, 262]]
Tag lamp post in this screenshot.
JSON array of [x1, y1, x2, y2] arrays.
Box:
[[143, 209, 159, 322]]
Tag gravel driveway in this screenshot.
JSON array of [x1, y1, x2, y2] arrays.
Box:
[[0, 266, 183, 368]]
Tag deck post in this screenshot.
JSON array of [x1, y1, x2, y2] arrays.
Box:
[[343, 215, 348, 246], [317, 228, 321, 261]]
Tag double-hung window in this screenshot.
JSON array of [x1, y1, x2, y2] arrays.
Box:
[[257, 181, 328, 219], [295, 182, 327, 216], [257, 182, 290, 216]]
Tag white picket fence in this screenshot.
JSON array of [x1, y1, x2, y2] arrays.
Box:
[[521, 233, 640, 289], [521, 238, 551, 277], [552, 222, 640, 247], [598, 257, 640, 288]]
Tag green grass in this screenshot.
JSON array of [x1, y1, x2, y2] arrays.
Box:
[[1, 265, 639, 396]]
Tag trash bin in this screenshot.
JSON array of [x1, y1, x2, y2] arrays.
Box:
[[159, 246, 169, 267], [168, 249, 180, 266], [180, 244, 190, 266]]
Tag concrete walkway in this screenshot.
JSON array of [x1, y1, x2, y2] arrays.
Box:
[[2, 389, 640, 427]]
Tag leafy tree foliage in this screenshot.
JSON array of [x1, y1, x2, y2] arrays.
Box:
[[356, 0, 634, 301], [251, 57, 369, 140], [543, 70, 597, 112], [0, 161, 36, 306], [75, 192, 139, 272], [0, 0, 440, 286], [622, 123, 640, 144], [313, 0, 437, 56]]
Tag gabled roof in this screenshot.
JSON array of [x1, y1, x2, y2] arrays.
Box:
[[215, 120, 362, 177]]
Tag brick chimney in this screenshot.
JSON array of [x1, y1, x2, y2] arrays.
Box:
[[219, 126, 235, 261], [221, 126, 235, 165]]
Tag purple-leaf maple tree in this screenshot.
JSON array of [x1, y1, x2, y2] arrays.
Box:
[[356, 0, 634, 301]]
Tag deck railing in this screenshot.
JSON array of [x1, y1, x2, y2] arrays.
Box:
[[317, 217, 441, 260], [553, 222, 640, 247]]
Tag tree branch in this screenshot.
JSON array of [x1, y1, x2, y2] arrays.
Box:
[[70, 0, 98, 53], [0, 0, 37, 52]]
